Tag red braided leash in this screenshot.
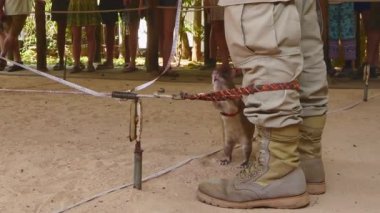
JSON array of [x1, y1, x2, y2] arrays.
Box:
[[181, 80, 301, 101]]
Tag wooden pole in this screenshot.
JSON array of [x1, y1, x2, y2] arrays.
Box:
[[35, 0, 47, 71]]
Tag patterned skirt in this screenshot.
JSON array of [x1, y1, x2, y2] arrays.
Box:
[[67, 0, 100, 27]]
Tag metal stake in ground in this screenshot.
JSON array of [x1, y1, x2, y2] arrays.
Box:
[[130, 98, 143, 190], [112, 92, 144, 189]]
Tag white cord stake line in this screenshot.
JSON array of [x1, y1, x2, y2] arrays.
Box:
[[0, 57, 109, 98]]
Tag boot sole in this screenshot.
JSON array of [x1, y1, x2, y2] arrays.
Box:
[[307, 182, 326, 195], [197, 191, 310, 209]]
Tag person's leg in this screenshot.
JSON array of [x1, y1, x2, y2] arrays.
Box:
[[207, 22, 217, 68], [198, 2, 309, 209], [12, 41, 21, 62], [56, 19, 67, 68], [124, 33, 131, 65], [122, 13, 131, 66], [85, 25, 96, 72], [71, 26, 82, 72], [295, 0, 328, 195], [1, 15, 27, 71], [213, 20, 230, 71], [0, 32, 5, 53], [105, 23, 116, 66], [124, 18, 139, 72], [328, 4, 340, 63], [96, 22, 116, 70], [161, 8, 176, 70], [1, 16, 26, 59], [367, 30, 380, 78], [340, 3, 356, 71], [4, 40, 24, 72], [98, 0, 117, 69]]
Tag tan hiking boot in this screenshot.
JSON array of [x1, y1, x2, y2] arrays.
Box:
[[300, 158, 325, 195], [197, 125, 310, 209], [299, 115, 327, 194]]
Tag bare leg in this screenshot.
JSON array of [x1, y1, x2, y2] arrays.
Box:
[[161, 8, 176, 69], [213, 20, 230, 71], [104, 23, 116, 65], [0, 32, 6, 52], [124, 33, 131, 65], [71, 26, 82, 68], [1, 15, 27, 59], [85, 25, 96, 71], [125, 19, 139, 72], [367, 31, 380, 66], [209, 22, 217, 61], [57, 19, 67, 65]]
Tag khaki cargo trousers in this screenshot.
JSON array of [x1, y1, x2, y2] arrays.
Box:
[[224, 0, 328, 128]]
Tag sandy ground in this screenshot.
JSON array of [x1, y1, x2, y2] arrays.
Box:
[[0, 68, 380, 213]]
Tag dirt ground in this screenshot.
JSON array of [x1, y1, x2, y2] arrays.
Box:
[[0, 68, 380, 213]]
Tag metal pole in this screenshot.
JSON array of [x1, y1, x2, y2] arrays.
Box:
[[133, 141, 143, 190], [130, 98, 143, 190]]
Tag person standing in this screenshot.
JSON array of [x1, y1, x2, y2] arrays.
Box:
[[0, 0, 33, 72], [51, 0, 70, 71], [67, 0, 100, 73], [197, 0, 328, 209], [96, 0, 124, 70]]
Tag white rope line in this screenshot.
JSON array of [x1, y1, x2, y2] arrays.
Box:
[[0, 88, 111, 96], [0, 0, 183, 94], [54, 147, 222, 213], [131, 0, 183, 92], [327, 93, 380, 114], [49, 92, 380, 213], [49, 6, 149, 14], [0, 57, 109, 98], [47, 5, 221, 14]]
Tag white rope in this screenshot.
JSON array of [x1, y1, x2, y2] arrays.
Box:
[[50, 91, 380, 213], [0, 57, 109, 98], [49, 7, 149, 14], [53, 147, 222, 213], [0, 88, 111, 96]]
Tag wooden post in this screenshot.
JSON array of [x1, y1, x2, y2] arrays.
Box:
[[145, 0, 159, 72], [35, 0, 47, 71]]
